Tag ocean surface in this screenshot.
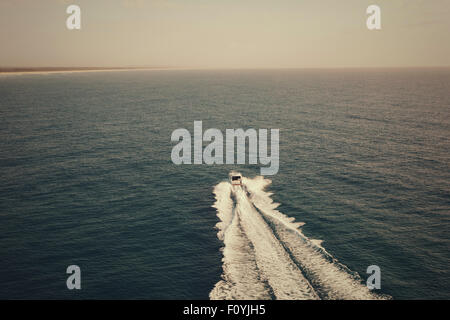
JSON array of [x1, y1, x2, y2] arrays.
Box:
[[0, 68, 449, 299]]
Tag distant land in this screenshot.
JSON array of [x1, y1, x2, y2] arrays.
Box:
[[0, 66, 173, 74]]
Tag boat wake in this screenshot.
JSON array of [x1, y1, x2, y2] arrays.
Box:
[[210, 173, 388, 300]]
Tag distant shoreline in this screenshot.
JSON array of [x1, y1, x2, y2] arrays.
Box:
[[0, 67, 173, 75]]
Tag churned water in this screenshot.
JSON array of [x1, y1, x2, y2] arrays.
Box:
[[0, 69, 449, 299]]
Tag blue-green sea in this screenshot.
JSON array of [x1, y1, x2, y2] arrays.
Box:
[[0, 69, 449, 299]]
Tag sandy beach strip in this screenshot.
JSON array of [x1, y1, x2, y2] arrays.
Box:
[[0, 67, 176, 76]]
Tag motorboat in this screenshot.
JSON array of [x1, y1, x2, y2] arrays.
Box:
[[230, 174, 242, 186]]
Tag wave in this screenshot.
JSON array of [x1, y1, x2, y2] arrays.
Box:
[[210, 173, 388, 300]]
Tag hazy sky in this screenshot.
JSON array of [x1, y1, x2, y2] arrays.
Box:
[[1, 0, 449, 68]]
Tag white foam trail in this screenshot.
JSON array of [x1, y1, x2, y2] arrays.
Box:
[[210, 178, 318, 300], [211, 174, 390, 300]]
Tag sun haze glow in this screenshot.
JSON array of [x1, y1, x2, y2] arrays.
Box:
[[0, 0, 449, 68]]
